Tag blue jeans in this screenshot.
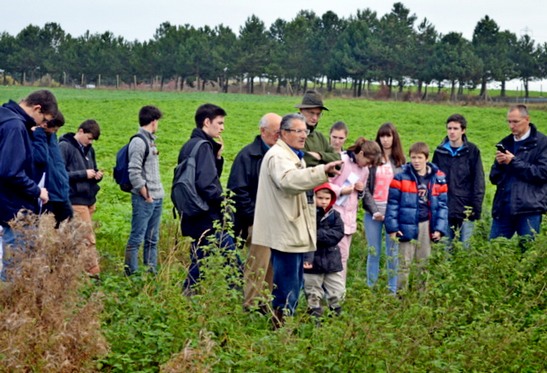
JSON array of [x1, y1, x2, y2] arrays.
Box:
[[364, 213, 398, 293], [490, 213, 542, 241], [271, 249, 304, 315], [0, 225, 15, 281], [0, 224, 36, 281], [183, 230, 238, 290], [448, 219, 475, 249], [124, 195, 163, 275]]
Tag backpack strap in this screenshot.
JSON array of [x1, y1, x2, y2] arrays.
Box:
[[171, 139, 211, 220], [189, 139, 210, 158], [130, 133, 150, 165]]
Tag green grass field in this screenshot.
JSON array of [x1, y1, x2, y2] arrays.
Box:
[[1, 87, 546, 372]]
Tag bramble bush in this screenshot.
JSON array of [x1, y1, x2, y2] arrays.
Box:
[[5, 218, 544, 372], [91, 211, 546, 372]]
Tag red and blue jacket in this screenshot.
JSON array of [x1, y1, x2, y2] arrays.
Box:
[[385, 162, 448, 241]]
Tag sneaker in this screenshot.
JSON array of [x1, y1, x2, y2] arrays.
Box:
[[329, 305, 342, 316], [182, 287, 196, 297], [307, 307, 324, 318]]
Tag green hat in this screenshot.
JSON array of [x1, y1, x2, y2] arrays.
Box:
[[295, 90, 329, 111]]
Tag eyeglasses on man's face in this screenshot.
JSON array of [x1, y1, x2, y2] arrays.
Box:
[[284, 128, 310, 135], [39, 111, 53, 126], [507, 118, 525, 125]]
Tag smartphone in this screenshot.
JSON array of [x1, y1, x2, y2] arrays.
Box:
[[496, 143, 507, 153]]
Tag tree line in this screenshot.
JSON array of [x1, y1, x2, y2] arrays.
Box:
[[1, 2, 546, 99]]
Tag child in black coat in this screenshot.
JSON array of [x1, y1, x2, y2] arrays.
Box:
[[303, 183, 345, 316]]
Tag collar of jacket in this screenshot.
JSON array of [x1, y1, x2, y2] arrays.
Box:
[[439, 134, 469, 156], [3, 100, 34, 131], [276, 138, 305, 160], [138, 127, 156, 141], [249, 135, 270, 157], [59, 132, 90, 154], [191, 127, 222, 154], [406, 162, 439, 179], [306, 123, 317, 134], [500, 123, 540, 150]]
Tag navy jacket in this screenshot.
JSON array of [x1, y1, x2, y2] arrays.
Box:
[[178, 128, 224, 240], [304, 185, 344, 274], [303, 207, 344, 274], [227, 135, 269, 238], [385, 163, 449, 241], [432, 135, 485, 221], [490, 124, 547, 218], [33, 128, 70, 203], [0, 101, 41, 225], [58, 133, 101, 206]]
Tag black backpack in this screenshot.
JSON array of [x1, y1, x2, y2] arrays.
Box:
[[171, 139, 210, 217], [113, 133, 149, 192]]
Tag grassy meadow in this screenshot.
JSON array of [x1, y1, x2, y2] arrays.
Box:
[[1, 86, 546, 372]]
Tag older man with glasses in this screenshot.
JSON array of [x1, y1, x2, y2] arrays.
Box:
[[489, 104, 547, 249], [253, 113, 343, 328], [227, 113, 282, 313], [295, 90, 340, 167]]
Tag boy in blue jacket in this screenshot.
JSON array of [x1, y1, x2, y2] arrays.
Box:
[[303, 183, 345, 317], [385, 142, 448, 291], [33, 111, 73, 227]]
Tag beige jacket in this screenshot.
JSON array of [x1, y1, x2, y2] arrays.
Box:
[[252, 139, 327, 253]]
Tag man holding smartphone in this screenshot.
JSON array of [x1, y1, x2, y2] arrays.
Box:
[[489, 104, 547, 247]]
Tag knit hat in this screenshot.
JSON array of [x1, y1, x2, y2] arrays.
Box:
[[295, 90, 329, 111]]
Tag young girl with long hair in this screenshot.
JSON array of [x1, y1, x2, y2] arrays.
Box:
[[330, 137, 382, 286], [363, 123, 405, 293]]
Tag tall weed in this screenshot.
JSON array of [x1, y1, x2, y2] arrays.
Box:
[[0, 213, 107, 372]]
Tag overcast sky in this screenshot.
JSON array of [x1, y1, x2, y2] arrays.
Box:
[[4, 0, 546, 44]]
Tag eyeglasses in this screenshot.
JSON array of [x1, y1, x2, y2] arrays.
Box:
[[284, 128, 310, 135], [39, 111, 53, 126], [507, 118, 524, 125]]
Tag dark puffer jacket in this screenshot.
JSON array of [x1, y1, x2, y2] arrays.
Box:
[[490, 123, 547, 218], [432, 135, 485, 221], [304, 183, 344, 274], [385, 163, 449, 241]]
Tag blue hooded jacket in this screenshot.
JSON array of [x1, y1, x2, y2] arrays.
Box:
[[33, 127, 70, 203], [0, 100, 41, 225]]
